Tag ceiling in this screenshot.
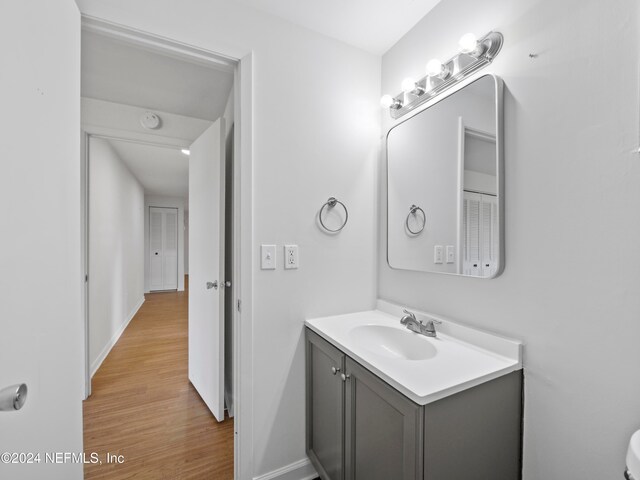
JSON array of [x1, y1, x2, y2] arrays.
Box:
[[233, 0, 441, 54], [82, 30, 233, 199], [82, 30, 234, 121], [108, 140, 189, 198]]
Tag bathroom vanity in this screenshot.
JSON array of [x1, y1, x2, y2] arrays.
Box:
[[305, 301, 522, 480]]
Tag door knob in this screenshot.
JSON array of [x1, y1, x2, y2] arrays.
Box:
[[0, 384, 27, 412], [221, 280, 231, 289], [206, 281, 218, 290], [331, 367, 341, 375]]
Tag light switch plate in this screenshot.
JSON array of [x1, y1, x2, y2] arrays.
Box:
[[434, 245, 444, 264], [284, 245, 299, 269], [261, 245, 276, 270], [446, 245, 455, 264]]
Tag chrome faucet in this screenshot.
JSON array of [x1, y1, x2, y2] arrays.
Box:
[[400, 308, 441, 338]]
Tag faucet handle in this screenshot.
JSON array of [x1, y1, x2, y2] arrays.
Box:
[[402, 308, 416, 319]]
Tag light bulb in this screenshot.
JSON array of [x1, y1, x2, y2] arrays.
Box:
[[401, 77, 417, 93], [181, 149, 191, 156], [380, 94, 395, 108], [426, 59, 445, 77], [458, 33, 479, 54]]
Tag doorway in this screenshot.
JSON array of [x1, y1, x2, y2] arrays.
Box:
[[80, 18, 246, 479]]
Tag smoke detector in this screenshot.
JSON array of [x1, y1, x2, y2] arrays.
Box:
[[140, 111, 161, 130]]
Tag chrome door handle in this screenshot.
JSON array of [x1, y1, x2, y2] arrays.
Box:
[[224, 281, 231, 288], [0, 384, 27, 412], [206, 281, 218, 290]]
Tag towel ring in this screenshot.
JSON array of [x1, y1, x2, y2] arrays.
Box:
[[319, 197, 348, 232], [406, 204, 426, 235]]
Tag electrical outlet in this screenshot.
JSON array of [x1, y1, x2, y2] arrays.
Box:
[[434, 245, 444, 264], [261, 245, 276, 270], [446, 245, 455, 264], [284, 245, 299, 269]]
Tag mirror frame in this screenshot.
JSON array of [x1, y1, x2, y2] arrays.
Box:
[[385, 73, 505, 278]]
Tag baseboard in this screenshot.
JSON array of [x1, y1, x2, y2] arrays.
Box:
[[90, 296, 145, 377], [253, 458, 317, 480]]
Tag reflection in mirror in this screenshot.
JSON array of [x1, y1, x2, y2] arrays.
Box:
[[387, 75, 503, 278]]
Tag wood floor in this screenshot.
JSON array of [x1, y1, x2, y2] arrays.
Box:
[[83, 277, 234, 479]]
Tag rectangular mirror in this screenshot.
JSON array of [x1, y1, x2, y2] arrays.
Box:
[[386, 74, 504, 278]]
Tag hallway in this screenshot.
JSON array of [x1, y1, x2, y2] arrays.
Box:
[[83, 278, 234, 479]]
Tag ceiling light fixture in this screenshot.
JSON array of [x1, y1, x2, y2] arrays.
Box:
[[380, 31, 503, 119], [181, 149, 190, 156]]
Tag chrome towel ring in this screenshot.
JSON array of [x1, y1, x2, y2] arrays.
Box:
[[319, 197, 348, 232], [406, 204, 425, 235]]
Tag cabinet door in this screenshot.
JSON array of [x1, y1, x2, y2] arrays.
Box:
[[345, 358, 423, 480], [424, 371, 522, 480], [306, 329, 345, 480]]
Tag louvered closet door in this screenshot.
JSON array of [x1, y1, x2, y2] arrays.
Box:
[[480, 196, 498, 277], [149, 207, 178, 291], [463, 192, 482, 276], [463, 192, 498, 277]]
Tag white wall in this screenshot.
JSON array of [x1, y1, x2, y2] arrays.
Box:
[[75, 1, 381, 478], [144, 195, 186, 292], [0, 2, 84, 478], [380, 0, 640, 478], [89, 137, 145, 375]]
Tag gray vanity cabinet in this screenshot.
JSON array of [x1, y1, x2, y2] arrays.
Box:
[[306, 328, 522, 480], [344, 357, 423, 480], [306, 329, 422, 480], [306, 330, 346, 480]]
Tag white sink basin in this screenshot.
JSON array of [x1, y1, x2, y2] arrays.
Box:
[[350, 325, 437, 361], [306, 300, 522, 405]]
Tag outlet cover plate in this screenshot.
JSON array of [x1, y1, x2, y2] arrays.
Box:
[[284, 245, 299, 269]]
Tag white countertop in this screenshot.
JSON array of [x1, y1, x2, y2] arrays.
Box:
[[305, 300, 523, 405]]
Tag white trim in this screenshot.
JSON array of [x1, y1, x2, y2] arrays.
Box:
[[90, 296, 145, 377], [252, 458, 317, 480], [83, 125, 192, 150], [81, 15, 237, 72], [235, 53, 254, 480], [82, 130, 91, 399]]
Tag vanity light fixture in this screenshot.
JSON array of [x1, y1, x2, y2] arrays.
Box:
[[425, 59, 449, 79], [380, 94, 403, 109], [380, 31, 503, 119], [458, 32, 481, 56], [401, 77, 425, 96]]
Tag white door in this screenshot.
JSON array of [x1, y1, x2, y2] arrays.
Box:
[[149, 207, 178, 291], [0, 2, 84, 479], [188, 118, 226, 421]]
